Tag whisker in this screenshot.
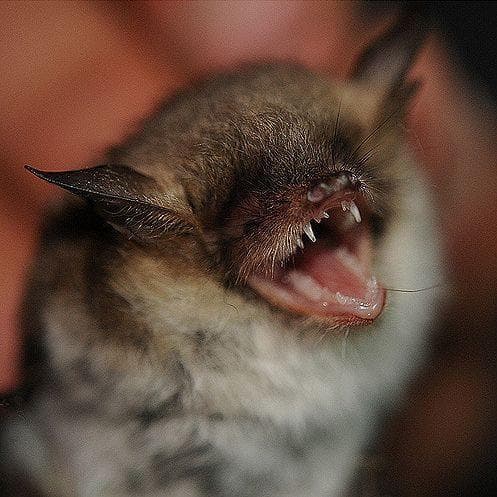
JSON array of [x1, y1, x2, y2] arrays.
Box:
[[331, 96, 342, 166], [350, 107, 401, 159], [315, 327, 330, 345], [384, 284, 442, 293], [357, 145, 381, 165], [341, 328, 350, 361]]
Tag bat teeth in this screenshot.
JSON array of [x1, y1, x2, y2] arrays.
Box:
[[349, 200, 361, 223], [314, 210, 331, 222], [296, 237, 305, 249], [303, 222, 316, 243], [340, 199, 361, 224]]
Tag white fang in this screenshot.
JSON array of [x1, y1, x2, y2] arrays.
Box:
[[349, 201, 362, 223], [296, 237, 305, 249], [322, 211, 330, 219], [303, 223, 316, 242]]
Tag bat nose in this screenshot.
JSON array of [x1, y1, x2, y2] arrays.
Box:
[[306, 171, 358, 203]]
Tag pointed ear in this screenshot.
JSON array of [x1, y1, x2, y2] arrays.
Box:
[[25, 165, 196, 240], [352, 13, 428, 100]]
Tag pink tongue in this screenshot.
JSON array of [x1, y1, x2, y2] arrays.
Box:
[[248, 238, 385, 323]]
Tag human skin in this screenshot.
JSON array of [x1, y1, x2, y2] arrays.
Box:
[[1, 1, 496, 493]]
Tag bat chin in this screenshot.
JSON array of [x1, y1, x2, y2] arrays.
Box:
[[247, 224, 386, 326]]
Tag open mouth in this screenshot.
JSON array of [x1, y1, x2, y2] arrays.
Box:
[[247, 173, 386, 325]]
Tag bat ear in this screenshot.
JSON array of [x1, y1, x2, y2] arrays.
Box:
[[352, 12, 428, 107], [25, 164, 197, 240]]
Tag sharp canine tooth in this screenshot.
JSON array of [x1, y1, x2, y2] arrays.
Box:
[[303, 222, 316, 242], [322, 211, 330, 218], [349, 200, 361, 223], [296, 237, 304, 249]]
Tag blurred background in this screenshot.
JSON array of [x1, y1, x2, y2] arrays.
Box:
[[1, 1, 496, 496]]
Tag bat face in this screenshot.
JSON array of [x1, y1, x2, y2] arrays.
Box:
[[27, 20, 423, 332], [188, 87, 397, 325]]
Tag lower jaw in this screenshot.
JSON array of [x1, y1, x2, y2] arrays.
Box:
[[248, 271, 386, 327], [242, 214, 386, 327]]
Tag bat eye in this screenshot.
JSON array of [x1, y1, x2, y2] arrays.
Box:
[[306, 172, 356, 203]]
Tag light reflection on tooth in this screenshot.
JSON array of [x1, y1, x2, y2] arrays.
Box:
[[322, 211, 330, 219], [303, 223, 316, 242], [349, 200, 361, 223], [341, 200, 349, 212]]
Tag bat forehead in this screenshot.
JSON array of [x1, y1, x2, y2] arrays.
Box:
[[195, 105, 364, 201], [114, 65, 385, 221]]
